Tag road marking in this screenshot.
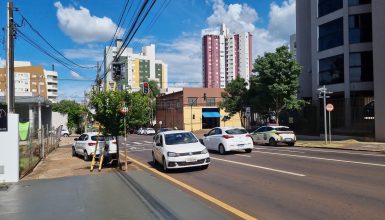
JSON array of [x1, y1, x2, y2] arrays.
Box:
[[211, 157, 306, 177], [132, 142, 142, 145], [144, 141, 153, 144], [128, 149, 152, 152], [121, 154, 257, 220], [255, 147, 306, 154], [236, 154, 251, 158], [253, 151, 385, 167]]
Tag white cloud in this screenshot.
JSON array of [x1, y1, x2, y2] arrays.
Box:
[[157, 37, 202, 87], [70, 71, 84, 80], [203, 0, 295, 57], [54, 2, 124, 44], [268, 0, 296, 39], [63, 48, 103, 61]]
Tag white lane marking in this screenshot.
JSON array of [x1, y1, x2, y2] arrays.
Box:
[[255, 147, 306, 154], [128, 149, 152, 152], [292, 148, 385, 157], [144, 141, 153, 144], [211, 157, 306, 177], [132, 142, 142, 145], [236, 154, 251, 158], [253, 151, 385, 167]]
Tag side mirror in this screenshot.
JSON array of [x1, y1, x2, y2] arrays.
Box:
[[204, 134, 208, 137], [74, 138, 78, 141]]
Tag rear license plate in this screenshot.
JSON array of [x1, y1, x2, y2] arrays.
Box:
[[285, 138, 292, 142], [186, 157, 197, 162]]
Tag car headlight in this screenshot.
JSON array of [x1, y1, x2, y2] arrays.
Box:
[[167, 152, 178, 157], [201, 149, 208, 154]]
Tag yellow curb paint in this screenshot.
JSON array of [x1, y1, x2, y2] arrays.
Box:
[[120, 153, 257, 220]]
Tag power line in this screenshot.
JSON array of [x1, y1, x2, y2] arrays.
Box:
[[15, 11, 96, 69]]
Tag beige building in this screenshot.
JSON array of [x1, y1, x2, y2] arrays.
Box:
[[0, 62, 58, 103], [156, 88, 241, 131], [296, 0, 385, 140]]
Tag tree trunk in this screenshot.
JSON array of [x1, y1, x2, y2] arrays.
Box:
[[115, 135, 122, 169]]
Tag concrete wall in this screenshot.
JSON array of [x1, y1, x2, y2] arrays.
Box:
[[52, 112, 68, 129], [372, 0, 385, 141], [219, 110, 242, 127], [0, 114, 19, 183]]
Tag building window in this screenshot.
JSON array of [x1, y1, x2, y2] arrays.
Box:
[[318, 0, 343, 17], [319, 54, 344, 85], [349, 13, 372, 44], [206, 97, 216, 106], [188, 97, 197, 106], [319, 18, 343, 51], [348, 0, 371, 6], [350, 51, 373, 82]]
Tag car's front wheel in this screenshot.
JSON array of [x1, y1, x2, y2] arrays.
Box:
[[218, 144, 226, 155], [162, 157, 168, 172], [152, 152, 157, 166], [287, 142, 295, 146], [63, 133, 69, 137], [201, 165, 209, 170]]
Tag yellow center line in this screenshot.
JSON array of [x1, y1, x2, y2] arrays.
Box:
[[120, 153, 257, 220]]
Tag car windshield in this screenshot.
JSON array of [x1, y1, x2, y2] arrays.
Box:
[[91, 135, 114, 141], [148, 128, 154, 131], [275, 127, 291, 131], [164, 132, 198, 145], [225, 128, 248, 134]]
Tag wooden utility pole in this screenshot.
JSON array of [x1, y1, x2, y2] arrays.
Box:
[[6, 0, 15, 113]]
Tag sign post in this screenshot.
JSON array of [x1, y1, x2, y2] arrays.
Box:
[[326, 103, 334, 144]]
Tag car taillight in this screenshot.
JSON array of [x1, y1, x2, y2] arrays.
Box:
[[111, 140, 116, 144], [222, 135, 234, 139], [88, 142, 97, 146]]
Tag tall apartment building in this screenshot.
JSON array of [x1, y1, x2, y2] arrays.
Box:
[[104, 40, 168, 92], [296, 0, 385, 140], [0, 61, 58, 103], [202, 24, 252, 88]]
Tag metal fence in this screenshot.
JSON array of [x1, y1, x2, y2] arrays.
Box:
[[19, 125, 62, 178]]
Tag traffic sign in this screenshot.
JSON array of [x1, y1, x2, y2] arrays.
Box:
[[326, 103, 334, 112]]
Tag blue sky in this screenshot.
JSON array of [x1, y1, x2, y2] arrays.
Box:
[[0, 0, 296, 101]]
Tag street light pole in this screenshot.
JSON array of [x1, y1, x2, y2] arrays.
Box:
[[318, 85, 332, 145]]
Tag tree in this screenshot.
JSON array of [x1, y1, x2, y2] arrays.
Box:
[[252, 45, 304, 123], [148, 80, 160, 98], [220, 77, 248, 126], [52, 100, 85, 132]]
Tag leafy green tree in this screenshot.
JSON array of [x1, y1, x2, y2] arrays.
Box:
[[148, 80, 160, 98], [52, 100, 85, 132], [252, 45, 304, 123], [220, 77, 248, 126], [126, 92, 151, 128]]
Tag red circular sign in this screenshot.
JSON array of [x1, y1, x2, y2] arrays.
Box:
[[326, 103, 334, 112]]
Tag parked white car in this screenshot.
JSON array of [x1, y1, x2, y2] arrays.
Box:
[[152, 130, 210, 171], [144, 128, 156, 135], [137, 127, 145, 135], [251, 125, 296, 146], [202, 127, 253, 155], [72, 132, 117, 161], [61, 127, 70, 137]]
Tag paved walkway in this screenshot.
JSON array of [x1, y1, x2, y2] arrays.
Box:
[[1, 171, 232, 220]]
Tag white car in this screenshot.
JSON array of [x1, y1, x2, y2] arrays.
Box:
[[61, 127, 70, 137], [202, 127, 253, 155], [251, 125, 296, 146], [72, 132, 117, 161], [144, 128, 156, 135], [152, 130, 210, 171], [137, 128, 144, 135]]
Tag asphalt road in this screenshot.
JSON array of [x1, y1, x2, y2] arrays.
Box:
[[121, 134, 385, 220]]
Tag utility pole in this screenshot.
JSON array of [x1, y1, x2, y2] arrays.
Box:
[[96, 62, 101, 92], [6, 0, 15, 113]]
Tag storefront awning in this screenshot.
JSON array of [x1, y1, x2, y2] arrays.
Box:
[[202, 112, 220, 118]]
